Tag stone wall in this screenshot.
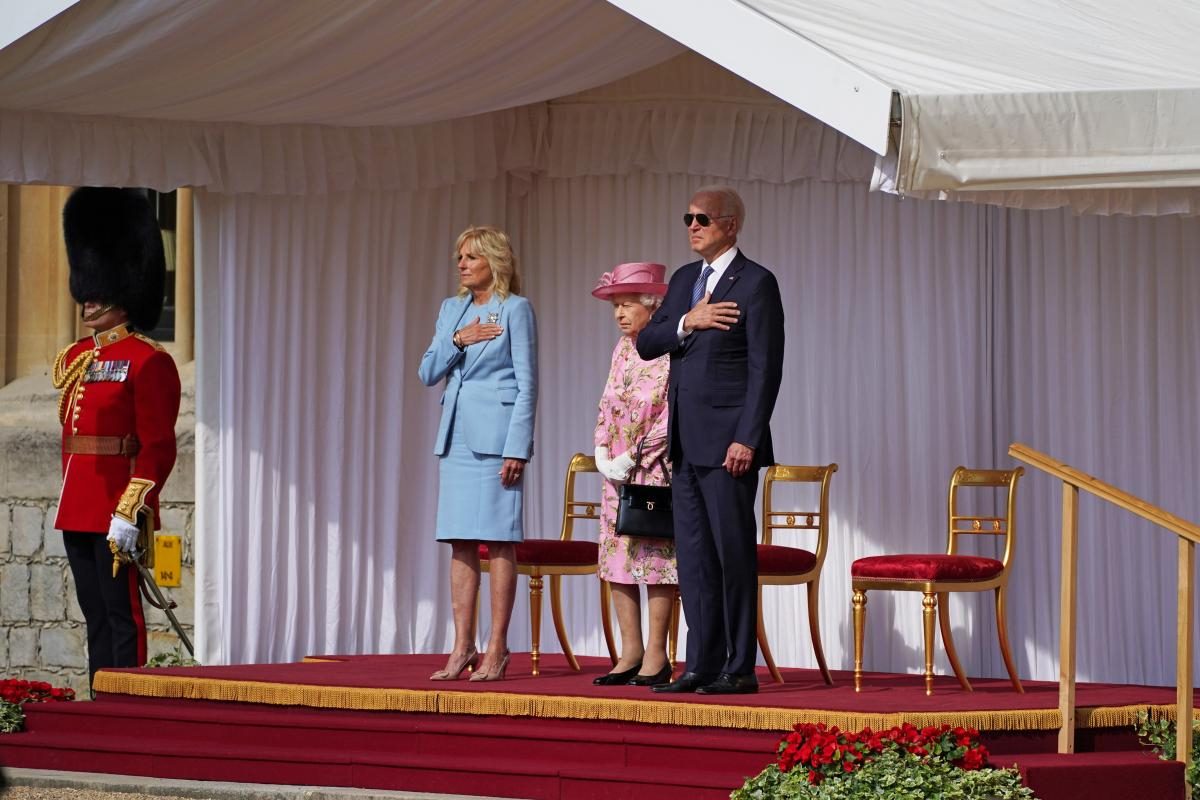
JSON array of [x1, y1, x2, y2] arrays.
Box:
[[0, 364, 195, 696]]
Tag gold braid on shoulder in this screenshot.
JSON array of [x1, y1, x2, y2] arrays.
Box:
[[133, 332, 165, 351], [52, 345, 94, 425]]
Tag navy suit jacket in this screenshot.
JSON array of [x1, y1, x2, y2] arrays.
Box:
[[636, 250, 784, 469]]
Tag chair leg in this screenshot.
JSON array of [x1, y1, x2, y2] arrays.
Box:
[[936, 591, 972, 691], [668, 587, 681, 670], [599, 579, 617, 666], [852, 589, 867, 692], [995, 585, 1024, 693], [757, 584, 783, 684], [807, 580, 833, 686], [529, 575, 544, 676], [922, 592, 937, 696], [548, 574, 580, 672]]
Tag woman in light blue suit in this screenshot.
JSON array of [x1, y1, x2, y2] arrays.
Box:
[[418, 225, 537, 683]]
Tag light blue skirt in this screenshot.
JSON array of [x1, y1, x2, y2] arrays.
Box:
[[435, 417, 524, 542]]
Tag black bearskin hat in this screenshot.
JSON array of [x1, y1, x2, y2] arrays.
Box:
[[63, 187, 166, 332]]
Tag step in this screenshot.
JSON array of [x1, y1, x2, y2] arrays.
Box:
[[9, 708, 1184, 800], [21, 698, 779, 772], [0, 730, 747, 800], [1006, 751, 1184, 800], [557, 764, 744, 800]]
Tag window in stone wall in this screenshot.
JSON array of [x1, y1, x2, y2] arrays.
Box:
[[145, 189, 177, 343]]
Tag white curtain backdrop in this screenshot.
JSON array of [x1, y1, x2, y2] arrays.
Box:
[[994, 209, 1200, 683], [188, 59, 1200, 686], [194, 180, 517, 664]]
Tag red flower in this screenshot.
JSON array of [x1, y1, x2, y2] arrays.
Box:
[[0, 676, 75, 706], [772, 718, 990, 786]]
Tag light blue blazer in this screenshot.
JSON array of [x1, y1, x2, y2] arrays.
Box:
[[418, 294, 538, 460]]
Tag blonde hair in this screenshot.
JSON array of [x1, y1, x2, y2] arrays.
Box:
[[455, 225, 521, 299]]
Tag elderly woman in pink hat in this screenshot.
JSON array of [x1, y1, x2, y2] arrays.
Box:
[[590, 262, 677, 687]]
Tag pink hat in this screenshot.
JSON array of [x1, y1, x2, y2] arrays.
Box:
[[591, 262, 668, 300]]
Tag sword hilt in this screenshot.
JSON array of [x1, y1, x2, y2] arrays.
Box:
[[108, 541, 142, 578]]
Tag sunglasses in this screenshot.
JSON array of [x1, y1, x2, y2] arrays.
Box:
[[683, 212, 733, 227]]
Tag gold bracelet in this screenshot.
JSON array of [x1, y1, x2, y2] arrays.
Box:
[[453, 332, 464, 350]]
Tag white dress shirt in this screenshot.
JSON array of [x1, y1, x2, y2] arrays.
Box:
[[677, 246, 740, 340]]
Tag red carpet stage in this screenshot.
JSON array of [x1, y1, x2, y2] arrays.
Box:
[[0, 654, 1184, 799]]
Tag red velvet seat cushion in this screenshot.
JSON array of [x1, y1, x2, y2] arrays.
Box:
[[851, 554, 1004, 582], [479, 540, 598, 567], [757, 544, 817, 575]]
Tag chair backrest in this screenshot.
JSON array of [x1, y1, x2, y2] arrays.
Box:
[[559, 453, 601, 541], [761, 464, 838, 564], [946, 466, 1025, 568]]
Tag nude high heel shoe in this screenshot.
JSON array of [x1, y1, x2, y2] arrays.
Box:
[[430, 645, 479, 681], [468, 650, 510, 682]]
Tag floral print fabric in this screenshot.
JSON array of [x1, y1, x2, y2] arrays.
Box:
[[594, 335, 676, 584]]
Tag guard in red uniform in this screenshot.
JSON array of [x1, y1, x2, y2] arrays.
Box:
[[52, 187, 181, 686]]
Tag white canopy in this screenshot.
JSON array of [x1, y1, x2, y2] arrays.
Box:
[[0, 0, 76, 50], [3, 0, 1200, 213], [607, 0, 1200, 214], [0, 0, 684, 192], [0, 0, 684, 127]]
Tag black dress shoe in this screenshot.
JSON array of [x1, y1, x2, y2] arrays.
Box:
[[593, 662, 642, 686], [696, 672, 759, 695], [628, 663, 673, 687], [651, 671, 717, 693]]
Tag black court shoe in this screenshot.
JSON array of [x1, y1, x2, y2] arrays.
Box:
[[593, 662, 643, 686], [628, 663, 673, 687]]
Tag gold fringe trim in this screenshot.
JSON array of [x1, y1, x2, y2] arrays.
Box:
[[94, 672, 441, 713], [1079, 703, 1200, 727], [94, 671, 1179, 732], [430, 694, 1067, 732]]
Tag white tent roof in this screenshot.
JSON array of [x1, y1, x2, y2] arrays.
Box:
[[613, 0, 1200, 213], [0, 0, 681, 126], [3, 0, 1199, 213], [0, 0, 76, 50]]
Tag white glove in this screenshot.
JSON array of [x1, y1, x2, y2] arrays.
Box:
[[594, 446, 612, 477], [608, 451, 636, 481], [107, 516, 139, 553], [595, 445, 634, 482]]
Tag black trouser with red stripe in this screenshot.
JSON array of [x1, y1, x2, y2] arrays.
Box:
[[63, 531, 146, 689]]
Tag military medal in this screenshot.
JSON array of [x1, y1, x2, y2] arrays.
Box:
[[83, 359, 131, 383]]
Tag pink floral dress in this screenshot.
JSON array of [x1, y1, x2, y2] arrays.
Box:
[[594, 335, 676, 585]]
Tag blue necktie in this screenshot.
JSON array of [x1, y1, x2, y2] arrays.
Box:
[[691, 264, 714, 308]]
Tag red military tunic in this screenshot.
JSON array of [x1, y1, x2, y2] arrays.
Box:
[[53, 324, 181, 534]]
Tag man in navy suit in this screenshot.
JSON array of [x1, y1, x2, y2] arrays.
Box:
[[636, 186, 784, 694]]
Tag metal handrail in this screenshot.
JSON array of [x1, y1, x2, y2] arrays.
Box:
[[1010, 444, 1200, 544], [1009, 442, 1197, 791]]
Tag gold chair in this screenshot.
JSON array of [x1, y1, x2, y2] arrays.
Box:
[[757, 464, 837, 684], [481, 453, 614, 676], [851, 466, 1025, 695]]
